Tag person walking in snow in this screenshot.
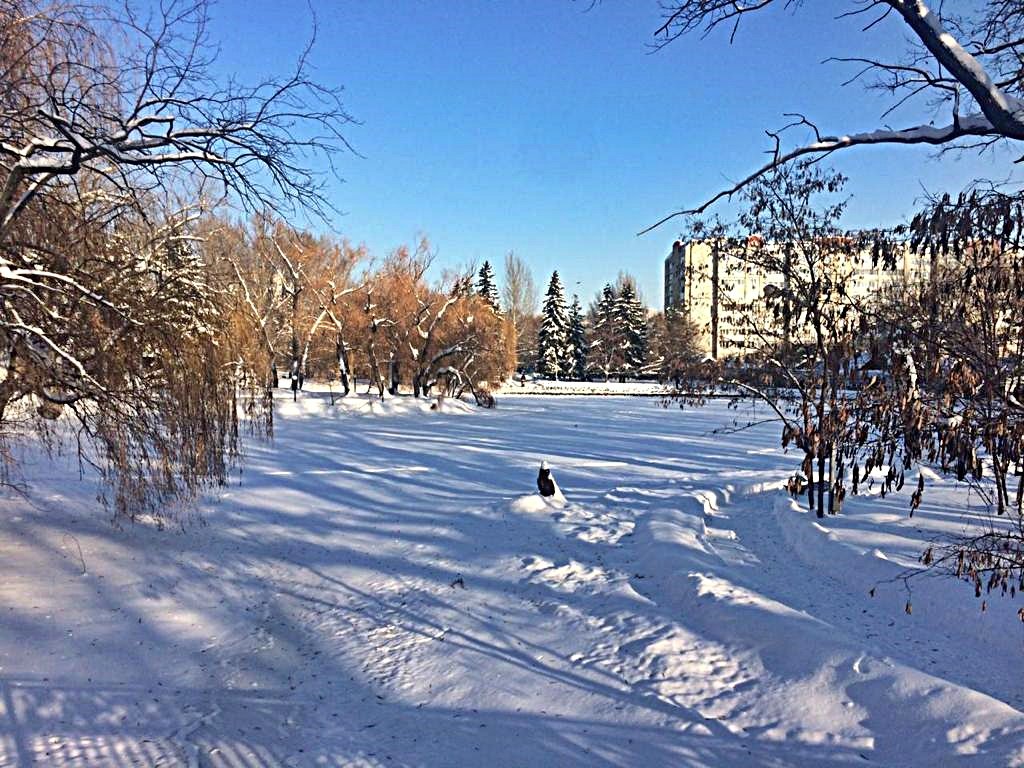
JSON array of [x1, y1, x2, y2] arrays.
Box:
[[537, 461, 557, 497]]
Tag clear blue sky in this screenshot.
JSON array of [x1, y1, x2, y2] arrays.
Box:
[[204, 1, 1017, 309]]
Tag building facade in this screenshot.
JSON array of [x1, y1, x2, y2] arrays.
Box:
[[664, 239, 926, 359], [664, 240, 686, 311]]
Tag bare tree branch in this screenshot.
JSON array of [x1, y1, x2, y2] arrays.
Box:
[[642, 0, 1024, 232]]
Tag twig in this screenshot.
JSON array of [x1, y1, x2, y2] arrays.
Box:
[[61, 532, 87, 575]]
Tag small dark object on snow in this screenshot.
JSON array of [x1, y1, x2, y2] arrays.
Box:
[[786, 473, 806, 497], [450, 574, 465, 589], [537, 461, 556, 497]]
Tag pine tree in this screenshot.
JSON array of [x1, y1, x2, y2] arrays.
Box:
[[568, 294, 587, 380], [476, 260, 501, 313], [616, 282, 648, 375], [537, 271, 570, 379]]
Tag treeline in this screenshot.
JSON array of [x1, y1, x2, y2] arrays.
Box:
[[531, 271, 701, 382], [214, 220, 515, 402]]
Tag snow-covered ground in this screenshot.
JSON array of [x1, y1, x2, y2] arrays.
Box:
[[1, 392, 1022, 767], [500, 378, 668, 396]]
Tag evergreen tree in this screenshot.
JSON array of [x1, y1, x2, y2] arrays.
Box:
[[589, 283, 623, 380], [476, 260, 501, 313], [616, 282, 648, 375], [568, 294, 587, 380], [537, 271, 570, 379]]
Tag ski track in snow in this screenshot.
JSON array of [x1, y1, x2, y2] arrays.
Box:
[[0, 391, 1022, 767]]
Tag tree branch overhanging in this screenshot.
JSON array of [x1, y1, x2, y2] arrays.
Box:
[[641, 0, 1024, 234]]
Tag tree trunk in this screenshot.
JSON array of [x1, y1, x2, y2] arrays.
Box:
[[389, 358, 400, 396], [816, 450, 826, 519], [710, 244, 720, 360], [367, 348, 385, 400], [806, 449, 816, 515], [994, 458, 1007, 516], [365, 321, 387, 400], [827, 441, 836, 515], [1015, 466, 1024, 515], [337, 343, 350, 397]]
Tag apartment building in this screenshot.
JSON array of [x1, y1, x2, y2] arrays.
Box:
[[663, 239, 925, 358]]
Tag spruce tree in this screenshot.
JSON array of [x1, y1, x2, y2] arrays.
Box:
[[616, 282, 648, 376], [537, 271, 570, 379], [476, 260, 501, 312], [568, 294, 587, 380]]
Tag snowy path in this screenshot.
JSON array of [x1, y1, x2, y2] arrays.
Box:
[[0, 393, 1022, 766]]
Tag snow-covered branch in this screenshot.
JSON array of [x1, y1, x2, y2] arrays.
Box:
[[0, 0, 354, 239], [643, 0, 1024, 231]]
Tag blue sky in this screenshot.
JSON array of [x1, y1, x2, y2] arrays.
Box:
[[204, 1, 1016, 308]]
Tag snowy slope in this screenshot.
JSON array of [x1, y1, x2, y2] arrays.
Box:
[[0, 393, 1021, 767]]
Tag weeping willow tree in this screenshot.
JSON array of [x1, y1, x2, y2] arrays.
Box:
[[0, 187, 272, 522], [0, 0, 351, 521]]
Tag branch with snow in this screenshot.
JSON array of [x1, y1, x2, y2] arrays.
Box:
[[0, 0, 354, 239], [642, 0, 1024, 232]]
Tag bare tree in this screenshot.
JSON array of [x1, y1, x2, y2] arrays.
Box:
[[0, 0, 352, 233], [502, 251, 538, 370], [299, 245, 364, 394], [348, 242, 511, 401], [642, 0, 1024, 230], [647, 308, 702, 383], [215, 217, 287, 391], [410, 279, 473, 398], [366, 240, 432, 399], [672, 164, 887, 517]]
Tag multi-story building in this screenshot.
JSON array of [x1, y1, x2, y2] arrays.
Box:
[[664, 240, 686, 310], [664, 238, 926, 359]]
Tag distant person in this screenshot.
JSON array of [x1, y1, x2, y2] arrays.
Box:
[[289, 359, 302, 401], [537, 461, 556, 497], [290, 359, 304, 390]]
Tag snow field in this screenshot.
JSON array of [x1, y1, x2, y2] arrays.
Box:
[[0, 392, 1021, 766]]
